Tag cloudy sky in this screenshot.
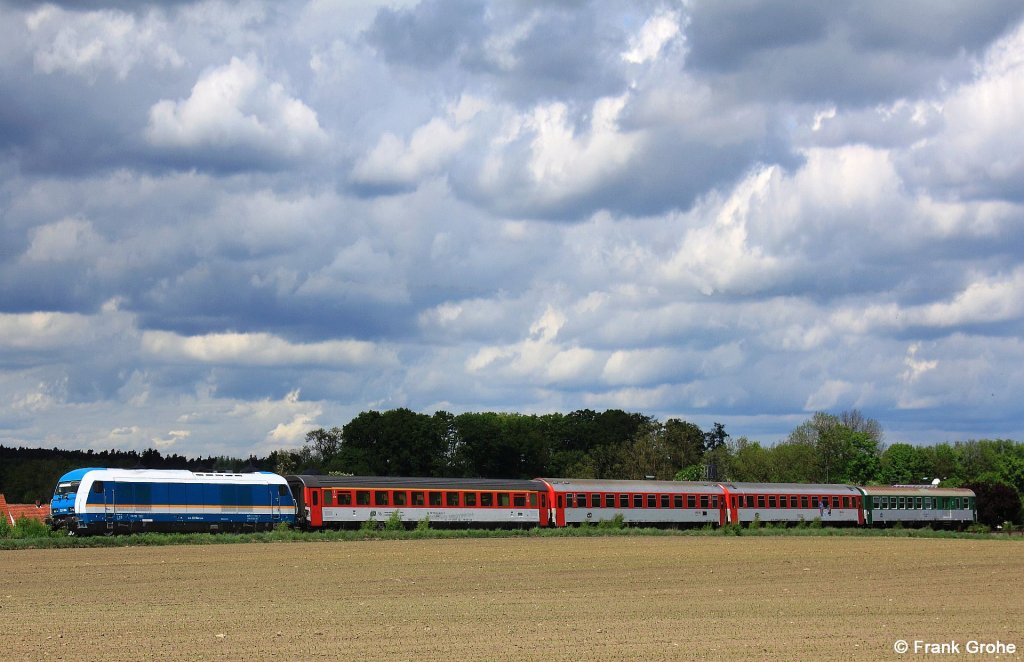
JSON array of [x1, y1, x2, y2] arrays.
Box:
[[2, 0, 1024, 458]]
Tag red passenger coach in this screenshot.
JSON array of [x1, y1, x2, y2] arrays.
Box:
[[719, 482, 864, 526], [287, 475, 549, 529], [537, 478, 728, 527]]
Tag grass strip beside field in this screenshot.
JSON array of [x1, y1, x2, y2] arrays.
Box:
[[3, 521, 1022, 550]]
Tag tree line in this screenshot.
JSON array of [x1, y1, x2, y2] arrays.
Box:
[[2, 408, 1021, 525]]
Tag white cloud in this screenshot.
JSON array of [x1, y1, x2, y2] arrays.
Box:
[[622, 11, 681, 64], [140, 330, 395, 368], [352, 96, 485, 186], [28, 5, 184, 80], [146, 56, 326, 160]]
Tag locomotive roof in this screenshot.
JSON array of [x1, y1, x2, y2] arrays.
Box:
[[287, 475, 546, 492], [720, 482, 862, 495], [537, 478, 723, 494], [59, 468, 287, 485], [859, 485, 976, 497]]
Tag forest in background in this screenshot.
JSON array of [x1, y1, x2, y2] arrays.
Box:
[[2, 408, 1022, 525]]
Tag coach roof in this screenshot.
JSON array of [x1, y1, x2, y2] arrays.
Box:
[[859, 485, 975, 498], [537, 478, 723, 494], [721, 482, 862, 495], [287, 475, 546, 492]]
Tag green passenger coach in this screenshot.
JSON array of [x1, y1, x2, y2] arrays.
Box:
[[857, 485, 976, 527]]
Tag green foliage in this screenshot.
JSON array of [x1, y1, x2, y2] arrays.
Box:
[[1, 516, 54, 539], [750, 513, 762, 529], [597, 514, 625, 529], [416, 516, 430, 532], [384, 510, 404, 531], [359, 517, 378, 533]]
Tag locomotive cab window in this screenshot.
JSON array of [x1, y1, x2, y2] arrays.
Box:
[[93, 480, 105, 494]]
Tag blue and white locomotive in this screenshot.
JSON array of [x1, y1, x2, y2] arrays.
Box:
[[49, 468, 295, 535]]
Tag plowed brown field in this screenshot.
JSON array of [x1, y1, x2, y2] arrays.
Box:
[[2, 537, 1021, 660]]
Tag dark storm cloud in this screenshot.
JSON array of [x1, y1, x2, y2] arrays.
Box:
[[685, 0, 1024, 103]]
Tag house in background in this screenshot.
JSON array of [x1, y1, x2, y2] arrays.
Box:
[[0, 493, 50, 526]]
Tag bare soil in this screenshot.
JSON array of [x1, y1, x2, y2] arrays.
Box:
[[2, 537, 1021, 660]]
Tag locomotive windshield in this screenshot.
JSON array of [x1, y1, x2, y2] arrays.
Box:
[[55, 481, 80, 496]]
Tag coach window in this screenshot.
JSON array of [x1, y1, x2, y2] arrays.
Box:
[[412, 491, 425, 506], [324, 490, 333, 506], [393, 491, 407, 506], [647, 494, 657, 508], [604, 494, 615, 508], [915, 497, 923, 509], [660, 495, 670, 508], [513, 494, 526, 508], [674, 495, 683, 509], [530, 494, 538, 507], [699, 495, 709, 509], [465, 492, 477, 507], [924, 497, 932, 510], [588, 494, 599, 508], [356, 491, 370, 506], [429, 492, 442, 507], [617, 494, 627, 508], [951, 497, 959, 509], [338, 491, 352, 506], [712, 495, 719, 508], [800, 496, 809, 509], [757, 495, 766, 508], [481, 493, 493, 507], [632, 494, 643, 508], [685, 494, 695, 509], [447, 492, 461, 507], [768, 496, 777, 508], [498, 493, 511, 507], [375, 491, 389, 506]]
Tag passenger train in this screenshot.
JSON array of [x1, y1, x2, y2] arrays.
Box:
[[48, 468, 977, 535]]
